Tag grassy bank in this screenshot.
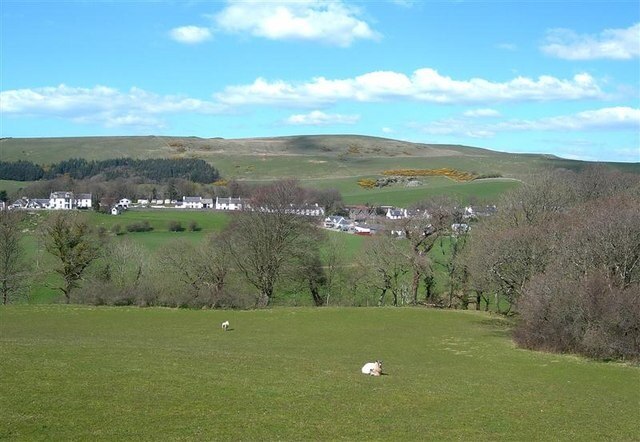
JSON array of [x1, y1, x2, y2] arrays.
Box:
[[1, 306, 637, 440]]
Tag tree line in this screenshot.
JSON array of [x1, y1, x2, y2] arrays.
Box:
[[1, 168, 638, 361], [0, 157, 220, 183]]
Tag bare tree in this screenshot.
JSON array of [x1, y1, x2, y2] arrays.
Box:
[[360, 234, 411, 306], [400, 196, 456, 304], [221, 180, 320, 307], [41, 213, 101, 303], [0, 211, 28, 304], [158, 234, 230, 307]]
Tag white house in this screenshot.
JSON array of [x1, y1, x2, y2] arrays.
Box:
[[216, 197, 244, 211], [202, 198, 214, 209], [111, 206, 122, 216], [118, 198, 131, 208], [296, 203, 325, 217], [183, 196, 204, 209], [386, 207, 408, 220], [49, 191, 74, 210], [136, 199, 149, 206], [29, 198, 51, 209], [76, 193, 92, 209], [451, 223, 471, 235]]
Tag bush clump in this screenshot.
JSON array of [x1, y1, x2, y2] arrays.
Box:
[[126, 221, 153, 232]]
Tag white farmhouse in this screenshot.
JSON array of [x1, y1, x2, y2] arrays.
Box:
[[76, 193, 93, 209], [49, 191, 74, 210], [183, 196, 204, 209], [118, 198, 131, 208], [386, 207, 407, 220], [216, 197, 244, 211]]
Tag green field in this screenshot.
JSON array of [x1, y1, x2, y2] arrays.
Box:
[[1, 305, 637, 441]]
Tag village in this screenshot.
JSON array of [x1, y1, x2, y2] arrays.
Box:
[[6, 191, 497, 236]]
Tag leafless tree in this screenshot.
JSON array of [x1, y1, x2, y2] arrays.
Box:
[[221, 180, 320, 307], [359, 234, 411, 306], [158, 234, 230, 307], [400, 196, 456, 304], [0, 211, 28, 304]]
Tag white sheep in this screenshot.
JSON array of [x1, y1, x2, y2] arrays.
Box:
[[361, 360, 383, 376], [221, 320, 230, 331]]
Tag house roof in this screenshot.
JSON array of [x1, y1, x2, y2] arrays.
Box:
[[217, 197, 243, 204], [50, 191, 73, 199], [183, 196, 202, 203]]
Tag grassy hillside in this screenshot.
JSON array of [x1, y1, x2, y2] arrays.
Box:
[[1, 305, 637, 441], [4, 135, 634, 182]]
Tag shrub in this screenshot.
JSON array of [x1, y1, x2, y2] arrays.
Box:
[[188, 220, 201, 232], [357, 178, 376, 189], [514, 273, 640, 361], [168, 221, 184, 232], [126, 221, 153, 232]]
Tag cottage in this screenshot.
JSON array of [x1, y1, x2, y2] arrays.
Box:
[[183, 196, 204, 209], [76, 193, 93, 209], [49, 191, 74, 210], [216, 197, 244, 211], [451, 223, 470, 235], [386, 207, 407, 220]]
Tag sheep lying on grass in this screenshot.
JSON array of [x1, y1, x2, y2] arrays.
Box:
[[361, 360, 383, 376], [221, 320, 229, 331]]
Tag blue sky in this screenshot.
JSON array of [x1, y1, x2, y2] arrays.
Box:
[[1, 1, 639, 162]]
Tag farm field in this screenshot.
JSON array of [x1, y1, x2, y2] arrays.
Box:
[[1, 305, 637, 441]]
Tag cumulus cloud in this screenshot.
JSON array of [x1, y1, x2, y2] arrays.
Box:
[[0, 84, 224, 128], [497, 106, 640, 131], [169, 25, 212, 44], [285, 110, 359, 125], [216, 68, 604, 106], [413, 106, 640, 138], [541, 23, 640, 60], [213, 0, 379, 46], [463, 108, 501, 118]]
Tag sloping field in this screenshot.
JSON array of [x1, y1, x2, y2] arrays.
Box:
[[3, 135, 617, 181], [1, 306, 637, 441]]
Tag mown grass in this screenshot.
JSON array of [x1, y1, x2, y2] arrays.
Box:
[[1, 305, 637, 441]]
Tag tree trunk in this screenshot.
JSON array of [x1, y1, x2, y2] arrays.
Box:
[[411, 271, 420, 305], [378, 288, 387, 306]]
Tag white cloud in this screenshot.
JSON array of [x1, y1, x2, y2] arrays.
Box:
[[382, 127, 395, 134], [463, 108, 501, 118], [214, 0, 379, 46], [541, 23, 640, 60], [285, 110, 359, 126], [497, 106, 640, 131], [413, 106, 640, 139], [216, 68, 604, 106], [0, 84, 224, 128], [169, 25, 212, 44]]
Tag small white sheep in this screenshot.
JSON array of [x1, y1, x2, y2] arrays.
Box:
[[361, 360, 383, 376], [221, 320, 230, 331]]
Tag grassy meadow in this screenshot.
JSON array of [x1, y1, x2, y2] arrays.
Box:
[[1, 305, 638, 441]]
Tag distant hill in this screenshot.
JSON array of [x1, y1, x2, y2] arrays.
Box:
[[1, 135, 637, 181]]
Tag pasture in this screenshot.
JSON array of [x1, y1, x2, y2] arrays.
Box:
[[1, 306, 637, 440]]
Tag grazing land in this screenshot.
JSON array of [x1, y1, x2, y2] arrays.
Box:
[[1, 305, 637, 441]]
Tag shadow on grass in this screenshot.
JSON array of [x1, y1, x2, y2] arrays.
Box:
[[479, 316, 514, 339]]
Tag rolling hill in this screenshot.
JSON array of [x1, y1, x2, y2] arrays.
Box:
[[2, 135, 637, 205]]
